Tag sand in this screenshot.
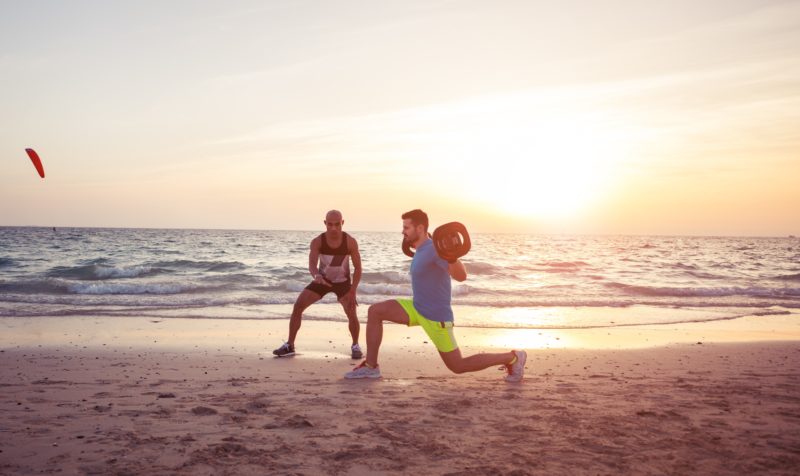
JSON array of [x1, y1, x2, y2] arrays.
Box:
[[1, 316, 800, 475]]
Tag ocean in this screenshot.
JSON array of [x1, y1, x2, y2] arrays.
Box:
[[1, 227, 798, 330]]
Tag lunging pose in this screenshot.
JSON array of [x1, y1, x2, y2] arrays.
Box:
[[345, 209, 525, 381]]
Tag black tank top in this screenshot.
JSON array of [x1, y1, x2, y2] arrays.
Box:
[[318, 232, 351, 283]]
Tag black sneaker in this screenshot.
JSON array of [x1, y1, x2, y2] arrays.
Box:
[[273, 342, 295, 357], [351, 344, 363, 359]]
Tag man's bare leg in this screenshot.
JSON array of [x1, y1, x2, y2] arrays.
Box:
[[288, 289, 323, 346], [438, 348, 516, 374], [365, 300, 409, 367], [341, 301, 360, 345]]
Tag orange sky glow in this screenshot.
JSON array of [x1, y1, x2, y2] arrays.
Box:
[[1, 1, 798, 236]]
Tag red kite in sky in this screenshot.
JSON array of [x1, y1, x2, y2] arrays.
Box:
[[25, 148, 45, 178]]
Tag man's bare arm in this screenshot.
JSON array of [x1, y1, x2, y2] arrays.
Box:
[[448, 259, 467, 282], [348, 236, 362, 292], [308, 237, 331, 286]]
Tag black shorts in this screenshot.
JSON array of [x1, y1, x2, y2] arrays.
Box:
[[306, 280, 351, 299]]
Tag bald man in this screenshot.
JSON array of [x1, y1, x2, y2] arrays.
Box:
[[273, 210, 363, 359]]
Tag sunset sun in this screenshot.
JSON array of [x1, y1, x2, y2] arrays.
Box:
[[421, 111, 627, 219]]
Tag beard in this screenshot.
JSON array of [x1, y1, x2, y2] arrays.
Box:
[[404, 229, 421, 244]]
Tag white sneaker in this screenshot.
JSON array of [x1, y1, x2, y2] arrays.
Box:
[[504, 350, 527, 383], [351, 343, 363, 359], [344, 361, 381, 379]]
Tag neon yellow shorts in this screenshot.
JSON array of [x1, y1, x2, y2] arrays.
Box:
[[396, 299, 458, 353]]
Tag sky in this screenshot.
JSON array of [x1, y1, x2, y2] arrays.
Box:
[[1, 0, 798, 236]]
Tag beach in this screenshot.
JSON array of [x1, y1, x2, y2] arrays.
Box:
[[2, 315, 799, 475], [4, 0, 800, 473]]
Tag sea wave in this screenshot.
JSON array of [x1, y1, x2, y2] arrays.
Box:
[[684, 270, 727, 280], [149, 259, 247, 272], [47, 264, 163, 280], [0, 279, 71, 294], [361, 271, 410, 284], [672, 262, 698, 270], [604, 281, 800, 299], [539, 261, 589, 268], [0, 293, 301, 310], [0, 278, 220, 296], [66, 282, 189, 295], [464, 261, 506, 276], [0, 257, 16, 268], [359, 283, 412, 295], [535, 261, 590, 273], [198, 273, 263, 285]]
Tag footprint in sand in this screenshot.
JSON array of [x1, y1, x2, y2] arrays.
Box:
[[263, 414, 313, 429], [286, 415, 313, 428], [241, 399, 270, 414]]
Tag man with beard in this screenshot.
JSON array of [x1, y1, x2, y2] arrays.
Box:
[[345, 209, 525, 381]]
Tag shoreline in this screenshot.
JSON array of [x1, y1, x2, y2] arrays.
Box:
[[1, 308, 798, 352]]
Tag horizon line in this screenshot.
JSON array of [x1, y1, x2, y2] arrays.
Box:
[[0, 224, 796, 240]]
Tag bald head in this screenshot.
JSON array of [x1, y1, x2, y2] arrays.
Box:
[[325, 210, 342, 222], [324, 210, 344, 234]]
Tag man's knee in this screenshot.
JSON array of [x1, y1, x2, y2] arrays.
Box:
[[293, 299, 312, 317], [367, 304, 382, 322], [445, 360, 467, 374], [441, 353, 466, 374], [367, 300, 409, 327], [369, 301, 396, 322], [293, 291, 319, 314]]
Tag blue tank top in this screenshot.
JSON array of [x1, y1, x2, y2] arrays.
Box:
[[410, 239, 453, 322]]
